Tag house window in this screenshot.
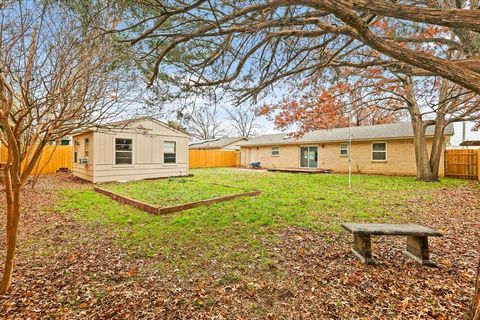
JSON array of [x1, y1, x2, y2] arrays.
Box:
[[115, 138, 133, 165], [272, 146, 280, 157], [340, 143, 348, 157], [164, 141, 176, 163], [372, 142, 387, 161], [74, 152, 78, 163], [84, 138, 89, 161]]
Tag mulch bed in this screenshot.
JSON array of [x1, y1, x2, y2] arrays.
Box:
[[0, 174, 479, 319]]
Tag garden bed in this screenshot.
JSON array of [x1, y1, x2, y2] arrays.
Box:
[[95, 177, 261, 214]]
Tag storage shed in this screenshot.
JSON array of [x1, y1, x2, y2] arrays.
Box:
[[72, 117, 189, 183]]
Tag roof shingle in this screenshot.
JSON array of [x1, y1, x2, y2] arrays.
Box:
[[240, 122, 454, 147], [189, 137, 247, 149]]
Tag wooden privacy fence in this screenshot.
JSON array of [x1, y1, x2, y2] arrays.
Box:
[[444, 149, 480, 180], [0, 145, 72, 175], [1, 145, 240, 174], [189, 150, 240, 168]]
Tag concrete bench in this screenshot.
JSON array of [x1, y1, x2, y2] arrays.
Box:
[[342, 223, 443, 266]]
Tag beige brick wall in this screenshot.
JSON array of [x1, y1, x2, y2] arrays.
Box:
[[240, 138, 446, 176]]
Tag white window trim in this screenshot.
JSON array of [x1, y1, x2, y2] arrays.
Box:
[[84, 138, 89, 163], [340, 143, 348, 157], [271, 146, 280, 157], [371, 142, 387, 162], [299, 145, 319, 168], [163, 140, 177, 165], [113, 136, 135, 167]]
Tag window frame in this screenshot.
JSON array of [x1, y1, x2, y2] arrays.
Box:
[[73, 139, 79, 164], [371, 142, 387, 162], [163, 141, 177, 164], [299, 145, 319, 168], [84, 138, 89, 161], [271, 146, 280, 157], [114, 137, 134, 166], [340, 143, 348, 157]]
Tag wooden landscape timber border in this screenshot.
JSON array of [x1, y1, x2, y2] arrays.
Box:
[[93, 186, 261, 215]]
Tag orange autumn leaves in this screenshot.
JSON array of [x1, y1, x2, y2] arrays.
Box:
[[258, 83, 400, 137]]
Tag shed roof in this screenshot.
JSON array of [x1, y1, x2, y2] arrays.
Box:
[[240, 122, 454, 147], [72, 116, 189, 137], [189, 137, 247, 149]]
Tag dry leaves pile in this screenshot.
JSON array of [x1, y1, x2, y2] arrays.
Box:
[[0, 174, 479, 319]]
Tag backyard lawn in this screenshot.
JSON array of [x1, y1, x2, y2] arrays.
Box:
[[1, 168, 479, 318]]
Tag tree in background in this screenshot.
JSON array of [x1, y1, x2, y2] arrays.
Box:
[[224, 104, 260, 137], [259, 83, 400, 134], [183, 92, 224, 140], [0, 1, 132, 293]]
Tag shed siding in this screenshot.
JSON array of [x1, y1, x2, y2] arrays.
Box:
[[72, 119, 189, 183], [72, 132, 94, 181], [241, 138, 447, 176], [93, 132, 188, 183]]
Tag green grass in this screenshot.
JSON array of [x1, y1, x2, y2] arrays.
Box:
[[100, 177, 248, 207], [55, 168, 467, 274]]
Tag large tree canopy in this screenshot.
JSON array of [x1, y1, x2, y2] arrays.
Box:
[[118, 0, 480, 97]]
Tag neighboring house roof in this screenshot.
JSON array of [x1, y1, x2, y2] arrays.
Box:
[[72, 116, 189, 137], [189, 137, 247, 149], [240, 122, 455, 147], [460, 140, 480, 146]]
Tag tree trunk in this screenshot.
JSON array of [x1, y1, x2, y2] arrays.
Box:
[[429, 118, 446, 182], [411, 120, 437, 182], [0, 166, 21, 294], [473, 256, 480, 320]]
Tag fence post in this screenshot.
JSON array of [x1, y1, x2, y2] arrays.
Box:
[[477, 149, 480, 181]]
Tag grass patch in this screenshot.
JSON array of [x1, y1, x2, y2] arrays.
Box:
[[56, 168, 468, 275]]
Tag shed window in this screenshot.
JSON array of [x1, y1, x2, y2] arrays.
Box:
[[74, 140, 78, 163], [115, 138, 133, 165], [164, 141, 176, 163], [340, 143, 348, 157], [372, 142, 387, 161], [84, 138, 89, 160], [272, 146, 280, 157]]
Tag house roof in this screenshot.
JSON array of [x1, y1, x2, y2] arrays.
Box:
[[239, 122, 455, 147], [72, 116, 189, 137], [460, 140, 480, 146], [189, 137, 247, 149]]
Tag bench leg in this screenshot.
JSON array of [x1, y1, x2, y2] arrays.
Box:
[[404, 236, 436, 267], [352, 233, 376, 265]]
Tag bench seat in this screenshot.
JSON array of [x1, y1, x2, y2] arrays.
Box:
[[342, 223, 442, 237], [342, 223, 442, 266]]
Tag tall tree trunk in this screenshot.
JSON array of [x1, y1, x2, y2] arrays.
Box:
[[405, 76, 439, 182], [429, 117, 446, 182], [0, 166, 21, 294], [473, 256, 480, 320], [411, 119, 437, 182]]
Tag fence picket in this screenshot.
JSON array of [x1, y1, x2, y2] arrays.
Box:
[[444, 149, 480, 180]]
